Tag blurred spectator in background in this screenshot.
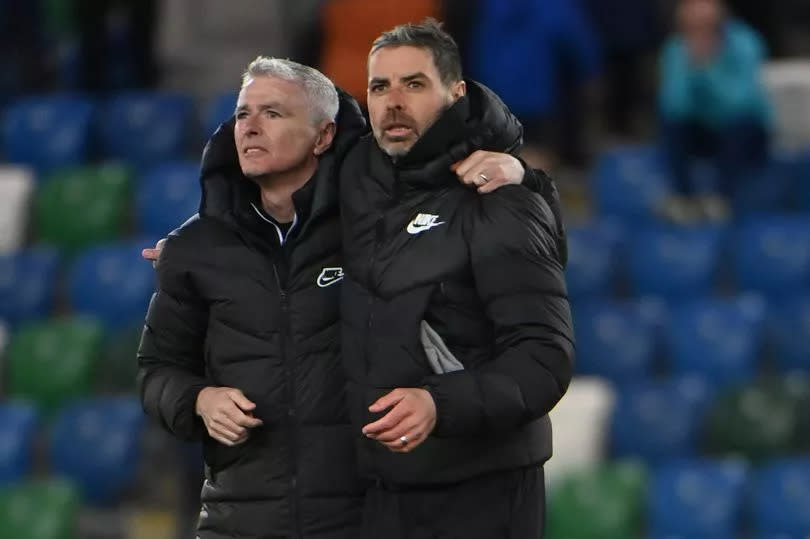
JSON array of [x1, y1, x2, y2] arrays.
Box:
[[725, 0, 781, 55], [319, 0, 439, 107], [659, 0, 771, 222], [156, 0, 307, 101], [73, 0, 159, 93], [0, 0, 49, 101], [462, 0, 601, 170], [582, 0, 662, 139]]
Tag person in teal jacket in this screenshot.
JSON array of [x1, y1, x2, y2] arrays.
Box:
[[659, 0, 771, 218]]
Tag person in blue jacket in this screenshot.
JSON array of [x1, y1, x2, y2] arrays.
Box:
[[659, 0, 771, 220], [465, 0, 601, 168]]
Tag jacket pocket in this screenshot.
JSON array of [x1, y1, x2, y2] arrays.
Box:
[[203, 435, 252, 475]]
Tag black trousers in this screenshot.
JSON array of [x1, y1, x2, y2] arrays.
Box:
[[361, 466, 545, 539]]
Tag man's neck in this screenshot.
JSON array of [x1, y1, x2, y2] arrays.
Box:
[[253, 159, 318, 223]]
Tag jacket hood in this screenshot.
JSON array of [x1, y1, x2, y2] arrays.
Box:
[[393, 80, 523, 185], [198, 88, 367, 222]]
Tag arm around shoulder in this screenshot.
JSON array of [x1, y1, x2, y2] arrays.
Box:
[[137, 235, 210, 440]]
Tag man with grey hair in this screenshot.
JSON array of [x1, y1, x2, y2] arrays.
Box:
[[137, 57, 369, 538]]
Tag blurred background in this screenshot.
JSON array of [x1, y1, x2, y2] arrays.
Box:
[[0, 0, 809, 537]]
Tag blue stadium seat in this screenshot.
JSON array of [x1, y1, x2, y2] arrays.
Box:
[[667, 295, 766, 385], [566, 224, 620, 300], [49, 397, 144, 505], [68, 241, 156, 329], [136, 161, 201, 237], [628, 225, 724, 300], [0, 249, 60, 326], [734, 157, 798, 215], [649, 459, 748, 539], [767, 295, 810, 372], [96, 92, 194, 166], [799, 152, 810, 212], [733, 216, 810, 296], [591, 145, 673, 220], [611, 376, 713, 462], [2, 95, 94, 173], [0, 402, 38, 485], [573, 299, 665, 382], [753, 459, 810, 539], [205, 91, 237, 139]]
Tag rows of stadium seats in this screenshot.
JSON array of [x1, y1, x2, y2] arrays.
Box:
[[0, 242, 161, 328], [567, 217, 810, 301], [572, 293, 810, 382], [0, 91, 226, 535], [2, 91, 238, 174], [0, 398, 144, 501], [548, 457, 810, 539], [590, 145, 810, 218], [546, 141, 810, 538], [1, 161, 199, 254]]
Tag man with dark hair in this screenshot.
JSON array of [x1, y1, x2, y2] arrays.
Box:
[[369, 17, 463, 86], [340, 19, 574, 538]]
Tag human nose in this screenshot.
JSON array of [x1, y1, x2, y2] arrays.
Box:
[[238, 113, 261, 137], [384, 86, 406, 111]]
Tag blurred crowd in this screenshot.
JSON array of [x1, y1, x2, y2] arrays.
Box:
[[3, 0, 810, 209], [0, 3, 807, 132]]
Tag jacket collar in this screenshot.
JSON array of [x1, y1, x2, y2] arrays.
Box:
[[196, 88, 367, 248], [381, 80, 523, 190]]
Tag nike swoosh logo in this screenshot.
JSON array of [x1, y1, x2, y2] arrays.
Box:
[[317, 275, 343, 287], [406, 221, 445, 235], [317, 267, 344, 288]]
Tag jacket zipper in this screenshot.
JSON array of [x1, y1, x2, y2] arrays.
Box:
[[365, 179, 399, 334], [365, 213, 385, 332], [273, 262, 300, 539]]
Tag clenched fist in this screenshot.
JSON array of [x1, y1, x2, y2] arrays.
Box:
[[196, 387, 263, 446]]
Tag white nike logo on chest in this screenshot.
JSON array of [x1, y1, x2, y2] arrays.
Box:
[[406, 213, 445, 235], [317, 267, 344, 287]]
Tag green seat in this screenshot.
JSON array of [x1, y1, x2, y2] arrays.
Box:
[[792, 373, 810, 452], [0, 479, 79, 539], [548, 461, 647, 539], [35, 164, 131, 253], [7, 317, 104, 413], [97, 325, 143, 393], [704, 374, 810, 460]]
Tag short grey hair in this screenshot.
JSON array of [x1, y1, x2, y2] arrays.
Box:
[[241, 57, 339, 124]]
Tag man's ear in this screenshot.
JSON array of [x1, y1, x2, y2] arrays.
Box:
[[314, 121, 337, 156], [451, 80, 466, 101]]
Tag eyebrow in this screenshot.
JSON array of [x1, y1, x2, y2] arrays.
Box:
[[369, 72, 429, 86], [235, 102, 287, 113], [401, 72, 428, 83]]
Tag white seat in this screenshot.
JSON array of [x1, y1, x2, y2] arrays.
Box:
[[545, 376, 616, 489], [0, 166, 35, 253], [761, 60, 810, 153]]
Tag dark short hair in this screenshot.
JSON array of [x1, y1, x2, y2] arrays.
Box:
[[370, 18, 463, 87]]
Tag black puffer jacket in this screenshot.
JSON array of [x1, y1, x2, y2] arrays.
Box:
[[339, 81, 575, 486], [137, 91, 368, 538]]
